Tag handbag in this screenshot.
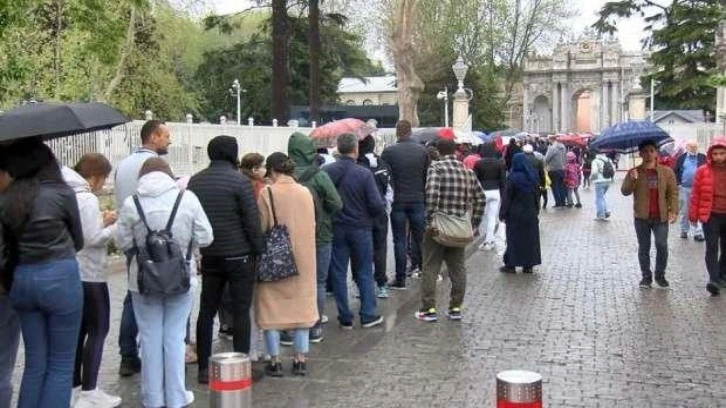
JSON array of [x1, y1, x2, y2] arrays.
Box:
[[432, 211, 474, 248], [257, 188, 299, 282]]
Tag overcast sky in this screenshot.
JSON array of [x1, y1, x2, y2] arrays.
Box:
[[210, 0, 649, 52]]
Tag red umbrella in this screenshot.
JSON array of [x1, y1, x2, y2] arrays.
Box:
[[556, 133, 591, 148], [309, 118, 376, 147]]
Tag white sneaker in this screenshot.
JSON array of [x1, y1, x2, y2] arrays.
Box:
[[70, 386, 81, 407], [74, 389, 122, 408], [185, 391, 195, 405]]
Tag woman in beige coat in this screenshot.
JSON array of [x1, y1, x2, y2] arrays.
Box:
[[256, 152, 318, 377]]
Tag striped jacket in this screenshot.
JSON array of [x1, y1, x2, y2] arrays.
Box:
[[425, 155, 486, 229]]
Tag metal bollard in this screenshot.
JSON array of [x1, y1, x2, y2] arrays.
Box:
[[496, 370, 542, 408], [209, 352, 252, 408]]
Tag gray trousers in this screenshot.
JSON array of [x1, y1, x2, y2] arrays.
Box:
[[634, 218, 669, 279], [0, 295, 20, 408], [420, 233, 467, 311]]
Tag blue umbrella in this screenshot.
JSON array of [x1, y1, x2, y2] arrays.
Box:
[[590, 120, 672, 154], [473, 131, 492, 143]]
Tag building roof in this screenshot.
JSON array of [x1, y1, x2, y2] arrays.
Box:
[[651, 110, 706, 123], [338, 75, 397, 94]]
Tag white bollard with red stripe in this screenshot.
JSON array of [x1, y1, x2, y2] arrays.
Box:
[[209, 352, 252, 408]]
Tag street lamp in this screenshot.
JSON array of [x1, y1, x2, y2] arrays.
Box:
[[436, 86, 449, 127], [452, 56, 469, 92], [229, 79, 247, 126]]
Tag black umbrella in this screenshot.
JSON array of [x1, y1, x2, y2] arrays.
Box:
[[0, 102, 129, 142]]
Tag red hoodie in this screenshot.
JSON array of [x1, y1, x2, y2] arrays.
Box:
[[689, 137, 726, 223]]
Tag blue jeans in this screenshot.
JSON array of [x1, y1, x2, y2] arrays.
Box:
[[132, 290, 193, 408], [119, 291, 139, 358], [330, 225, 377, 324], [679, 186, 703, 236], [0, 295, 20, 408], [595, 183, 610, 218], [315, 243, 332, 325], [549, 170, 567, 206], [390, 202, 425, 283], [9, 258, 82, 408], [264, 329, 309, 356]]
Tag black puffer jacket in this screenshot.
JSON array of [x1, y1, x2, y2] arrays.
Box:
[[188, 161, 265, 257], [381, 139, 431, 204], [5, 181, 84, 265]]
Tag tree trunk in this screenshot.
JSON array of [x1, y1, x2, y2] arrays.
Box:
[[272, 0, 290, 123], [391, 0, 424, 127], [309, 0, 321, 124], [101, 6, 136, 103], [53, 0, 64, 98]]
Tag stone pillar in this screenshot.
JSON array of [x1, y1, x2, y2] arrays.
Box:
[[591, 89, 600, 133], [452, 87, 469, 130], [629, 92, 647, 120], [602, 81, 610, 129], [560, 83, 569, 132], [611, 81, 620, 124], [552, 83, 560, 133]]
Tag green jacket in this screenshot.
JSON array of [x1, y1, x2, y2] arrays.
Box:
[[288, 132, 343, 244]]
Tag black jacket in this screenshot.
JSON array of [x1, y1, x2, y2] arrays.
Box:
[[188, 161, 265, 257], [674, 152, 706, 185], [381, 139, 431, 204], [4, 181, 83, 265], [473, 158, 506, 191]]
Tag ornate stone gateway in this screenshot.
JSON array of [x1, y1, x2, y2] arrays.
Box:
[[522, 32, 648, 134]]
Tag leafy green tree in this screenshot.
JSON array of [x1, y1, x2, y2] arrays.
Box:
[[594, 0, 722, 114]]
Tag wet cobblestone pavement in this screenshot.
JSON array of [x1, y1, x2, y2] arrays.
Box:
[[11, 179, 726, 407]]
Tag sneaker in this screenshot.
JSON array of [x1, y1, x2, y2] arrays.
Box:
[[605, 211, 611, 218], [680, 232, 688, 239], [185, 344, 198, 364], [198, 368, 209, 384], [292, 360, 308, 376], [279, 331, 293, 346], [376, 286, 390, 299], [446, 307, 462, 321], [74, 389, 122, 408], [707, 282, 721, 296], [594, 216, 610, 222], [415, 308, 438, 322], [389, 281, 407, 290], [694, 235, 705, 242], [118, 356, 141, 377], [654, 277, 670, 289], [320, 314, 329, 324], [70, 386, 81, 407], [338, 319, 353, 330], [361, 315, 384, 328], [218, 326, 234, 340], [185, 391, 195, 406], [639, 278, 652, 288], [406, 267, 421, 278], [310, 326, 324, 343], [575, 203, 582, 208], [265, 360, 284, 377], [499, 266, 516, 274], [522, 267, 534, 274]]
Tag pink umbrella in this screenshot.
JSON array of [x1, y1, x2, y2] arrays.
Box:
[[309, 118, 376, 147]]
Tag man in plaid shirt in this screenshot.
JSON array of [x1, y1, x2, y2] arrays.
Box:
[[416, 139, 486, 322]]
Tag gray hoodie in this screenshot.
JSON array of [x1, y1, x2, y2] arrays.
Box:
[[116, 171, 214, 292], [62, 167, 117, 282], [544, 142, 567, 171]]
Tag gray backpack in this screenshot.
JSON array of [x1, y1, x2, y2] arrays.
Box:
[[132, 192, 192, 296]]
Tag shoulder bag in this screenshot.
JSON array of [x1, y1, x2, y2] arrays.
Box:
[[257, 188, 299, 282]]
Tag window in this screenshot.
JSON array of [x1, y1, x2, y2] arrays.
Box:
[[362, 99, 374, 106], [346, 100, 356, 105]]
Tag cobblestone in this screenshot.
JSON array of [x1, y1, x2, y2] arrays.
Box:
[[10, 179, 726, 407]]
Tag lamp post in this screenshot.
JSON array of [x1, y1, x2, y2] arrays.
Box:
[[436, 86, 449, 127], [230, 79, 247, 126], [451, 56, 473, 130]]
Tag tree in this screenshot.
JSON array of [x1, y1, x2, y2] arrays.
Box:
[[308, 0, 321, 122], [593, 0, 721, 114], [271, 0, 290, 122], [391, 0, 424, 126]]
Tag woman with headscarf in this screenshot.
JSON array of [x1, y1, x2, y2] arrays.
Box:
[[499, 153, 542, 273]]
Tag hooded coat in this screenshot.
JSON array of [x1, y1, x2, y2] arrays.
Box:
[[287, 133, 342, 244], [116, 171, 214, 292], [689, 137, 726, 223], [255, 176, 318, 330], [62, 167, 117, 282]]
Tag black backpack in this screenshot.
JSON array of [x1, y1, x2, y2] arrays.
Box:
[[601, 158, 615, 179], [132, 192, 192, 296]]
